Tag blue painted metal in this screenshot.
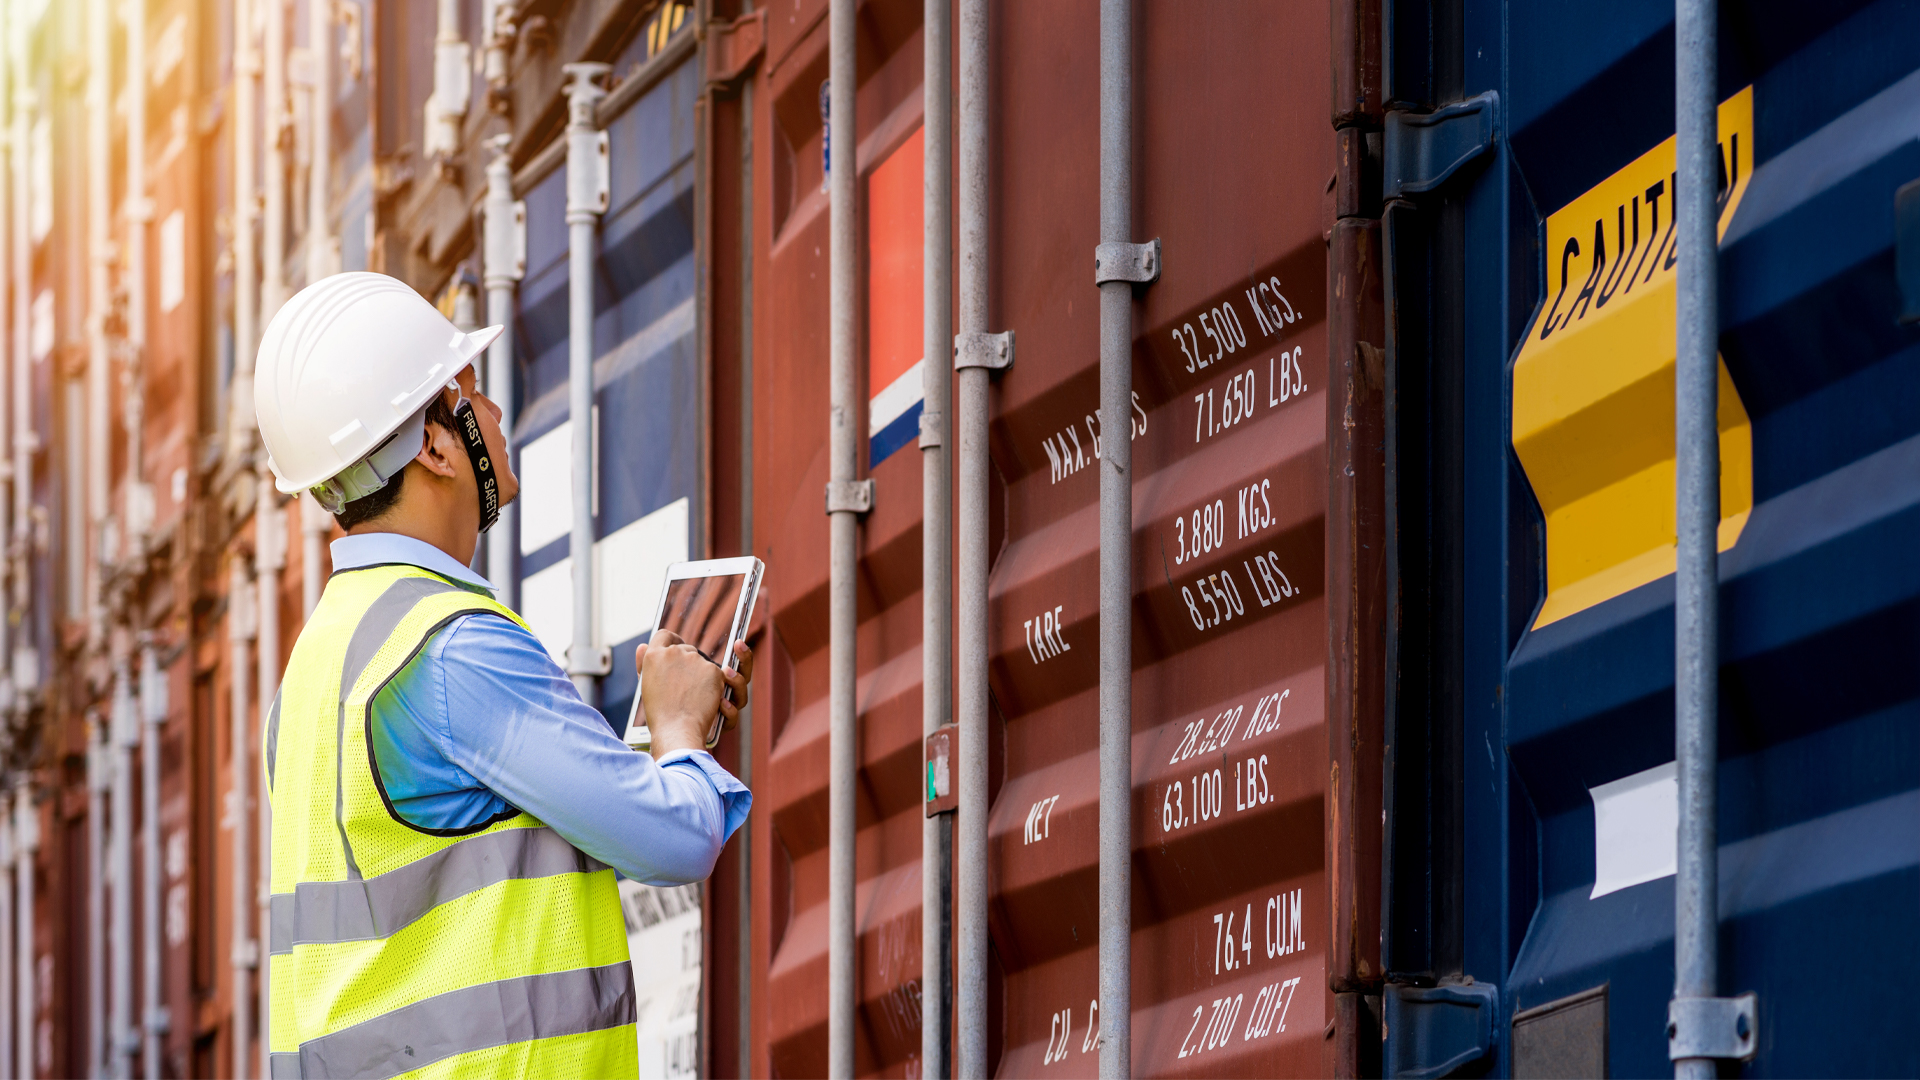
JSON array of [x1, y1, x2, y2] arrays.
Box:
[[1424, 0, 1920, 1073], [514, 57, 702, 726], [1383, 983, 1497, 1079]]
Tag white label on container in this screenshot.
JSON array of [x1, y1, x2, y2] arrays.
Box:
[[1590, 760, 1678, 899]]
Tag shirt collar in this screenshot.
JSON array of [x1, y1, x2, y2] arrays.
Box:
[[329, 532, 497, 595]]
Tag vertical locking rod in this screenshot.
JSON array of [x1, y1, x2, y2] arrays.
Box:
[[1673, 0, 1723, 1074]]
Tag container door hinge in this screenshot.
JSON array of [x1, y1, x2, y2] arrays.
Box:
[[706, 10, 766, 86], [953, 330, 1014, 372], [1668, 993, 1758, 1062], [1383, 981, 1496, 1079], [1383, 91, 1499, 201], [1094, 238, 1161, 286], [566, 644, 613, 678], [1895, 178, 1920, 323], [825, 479, 874, 515]]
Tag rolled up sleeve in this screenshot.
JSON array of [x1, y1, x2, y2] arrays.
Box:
[[436, 613, 753, 885]]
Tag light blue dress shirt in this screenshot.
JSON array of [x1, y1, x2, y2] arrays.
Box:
[[331, 532, 751, 886]]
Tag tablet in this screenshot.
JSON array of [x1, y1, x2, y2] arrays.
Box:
[[624, 556, 764, 751]]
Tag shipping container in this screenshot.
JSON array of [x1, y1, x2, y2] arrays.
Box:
[[728, 0, 1369, 1074], [1382, 0, 1920, 1074]]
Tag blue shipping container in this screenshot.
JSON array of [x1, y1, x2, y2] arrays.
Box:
[[1384, 0, 1920, 1074]]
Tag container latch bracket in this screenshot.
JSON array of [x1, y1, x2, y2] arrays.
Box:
[[1383, 980, 1495, 1079], [1668, 993, 1758, 1062], [566, 644, 613, 678], [1383, 91, 1498, 200], [825, 479, 874, 515], [954, 330, 1015, 372], [1094, 238, 1161, 286]]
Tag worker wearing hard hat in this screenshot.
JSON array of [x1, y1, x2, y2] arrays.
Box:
[[252, 272, 749, 1078]]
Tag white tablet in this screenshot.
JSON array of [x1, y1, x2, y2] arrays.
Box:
[[624, 556, 764, 751]]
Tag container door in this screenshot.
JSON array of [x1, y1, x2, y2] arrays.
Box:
[[1408, 0, 1920, 1073], [984, 4, 1336, 1075]]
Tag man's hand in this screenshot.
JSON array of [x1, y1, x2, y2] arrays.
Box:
[[634, 629, 754, 760]]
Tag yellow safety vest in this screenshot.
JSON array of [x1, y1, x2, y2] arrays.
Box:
[[266, 563, 636, 1079]]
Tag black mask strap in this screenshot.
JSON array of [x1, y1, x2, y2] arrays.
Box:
[[451, 396, 501, 533]]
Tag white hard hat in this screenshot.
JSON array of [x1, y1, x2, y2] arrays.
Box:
[[254, 272, 503, 508]]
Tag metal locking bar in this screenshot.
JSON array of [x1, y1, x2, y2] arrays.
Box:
[[1668, 993, 1758, 1062], [1093, 238, 1161, 286], [953, 330, 1014, 372]]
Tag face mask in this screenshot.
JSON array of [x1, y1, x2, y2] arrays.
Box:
[[447, 382, 501, 533]]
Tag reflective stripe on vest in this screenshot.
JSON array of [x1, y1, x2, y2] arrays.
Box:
[[268, 565, 635, 1079]]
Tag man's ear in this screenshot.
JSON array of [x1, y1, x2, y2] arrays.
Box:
[[413, 418, 462, 480]]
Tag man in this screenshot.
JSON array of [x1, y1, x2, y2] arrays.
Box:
[[254, 272, 750, 1078]]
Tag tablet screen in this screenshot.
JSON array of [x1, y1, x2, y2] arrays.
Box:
[[657, 573, 748, 665]]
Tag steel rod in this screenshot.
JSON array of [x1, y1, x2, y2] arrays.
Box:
[[261, 0, 287, 321], [140, 648, 165, 1077], [563, 65, 608, 702], [1673, 0, 1720, 1076], [110, 668, 134, 1079], [14, 785, 31, 1080], [922, 0, 955, 1074], [229, 557, 254, 1080], [1097, 1, 1134, 1075], [85, 0, 108, 646], [483, 139, 520, 608], [954, 0, 990, 1073], [827, 0, 858, 1072], [255, 478, 281, 1080], [88, 723, 106, 1077], [8, 0, 28, 710]]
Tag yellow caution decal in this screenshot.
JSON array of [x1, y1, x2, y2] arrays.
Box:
[[1513, 87, 1755, 629]]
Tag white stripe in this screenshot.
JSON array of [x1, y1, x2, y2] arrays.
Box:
[[869, 358, 926, 437]]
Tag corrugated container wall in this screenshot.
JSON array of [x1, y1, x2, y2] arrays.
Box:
[[1381, 0, 1920, 1074], [732, 0, 1370, 1074]]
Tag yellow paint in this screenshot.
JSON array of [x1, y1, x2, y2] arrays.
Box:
[[1513, 87, 1755, 629]]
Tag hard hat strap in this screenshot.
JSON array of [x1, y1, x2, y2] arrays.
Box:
[[450, 394, 502, 533]]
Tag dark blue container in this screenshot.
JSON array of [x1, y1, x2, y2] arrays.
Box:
[[1385, 1, 1920, 1073]]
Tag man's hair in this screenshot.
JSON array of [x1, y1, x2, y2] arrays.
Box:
[[333, 394, 459, 530]]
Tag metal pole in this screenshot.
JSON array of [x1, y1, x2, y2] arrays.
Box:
[[736, 75, 757, 1080], [826, 0, 858, 1073], [14, 785, 32, 1080], [229, 557, 254, 1080], [255, 486, 281, 1080], [261, 0, 287, 321], [1673, 0, 1719, 1077], [921, 0, 954, 1073], [8, 4, 29, 722], [954, 0, 989, 1073], [307, 0, 334, 285], [109, 666, 135, 1079], [1096, 3, 1136, 1075], [231, 0, 259, 455], [140, 647, 167, 1077], [562, 64, 609, 702], [482, 136, 522, 607], [302, 495, 328, 617], [85, 0, 109, 648], [302, 0, 337, 614], [88, 722, 107, 1078], [0, 801, 11, 1080]]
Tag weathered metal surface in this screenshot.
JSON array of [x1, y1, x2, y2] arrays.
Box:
[[738, 0, 1347, 1074]]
